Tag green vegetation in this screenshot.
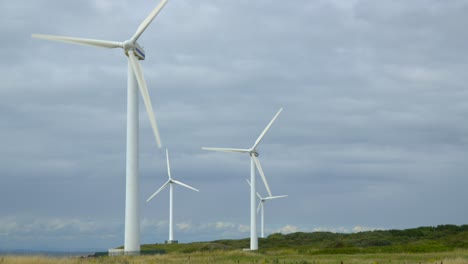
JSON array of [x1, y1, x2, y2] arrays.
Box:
[[2, 225, 468, 263], [141, 224, 468, 255]]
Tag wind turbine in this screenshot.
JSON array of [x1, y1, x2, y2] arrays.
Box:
[[147, 149, 199, 244], [202, 107, 283, 250], [32, 0, 169, 254], [246, 180, 287, 239]]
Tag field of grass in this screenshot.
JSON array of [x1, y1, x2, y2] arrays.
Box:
[[2, 249, 468, 264], [2, 225, 467, 263]]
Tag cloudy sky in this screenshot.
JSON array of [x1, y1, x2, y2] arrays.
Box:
[[1, 0, 468, 251]]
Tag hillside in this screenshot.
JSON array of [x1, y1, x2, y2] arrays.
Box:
[[140, 225, 468, 254]]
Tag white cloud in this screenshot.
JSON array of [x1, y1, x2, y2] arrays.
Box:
[[141, 218, 167, 232], [213, 221, 236, 229], [0, 217, 18, 234], [238, 225, 250, 233], [312, 227, 350, 233], [311, 226, 384, 233], [0, 216, 122, 250], [0, 216, 120, 236], [276, 225, 299, 234], [352, 226, 382, 233], [176, 222, 192, 231]]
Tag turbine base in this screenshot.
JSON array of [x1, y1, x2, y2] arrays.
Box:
[[165, 240, 178, 244], [108, 248, 140, 256], [108, 249, 125, 256]]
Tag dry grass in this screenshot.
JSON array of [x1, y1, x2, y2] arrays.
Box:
[[0, 255, 82, 264], [1, 250, 468, 264]]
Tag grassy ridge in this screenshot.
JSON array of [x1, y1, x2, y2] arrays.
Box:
[[141, 224, 468, 254], [2, 225, 467, 263]]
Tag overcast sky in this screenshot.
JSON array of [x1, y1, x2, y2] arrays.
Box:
[[1, 0, 468, 252]]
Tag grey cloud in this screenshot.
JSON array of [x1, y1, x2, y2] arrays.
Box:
[[1, 0, 467, 251]]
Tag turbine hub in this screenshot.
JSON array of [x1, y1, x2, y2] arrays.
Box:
[[123, 40, 134, 50], [123, 41, 146, 60], [250, 151, 259, 157]]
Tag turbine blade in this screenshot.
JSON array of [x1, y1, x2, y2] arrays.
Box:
[[146, 180, 170, 202], [128, 51, 162, 148], [257, 201, 262, 214], [265, 195, 288, 200], [172, 180, 199, 192], [246, 179, 263, 199], [131, 0, 168, 42], [252, 155, 272, 197], [257, 192, 262, 200], [201, 147, 250, 153], [166, 148, 172, 180], [252, 108, 283, 150], [31, 34, 123, 49]]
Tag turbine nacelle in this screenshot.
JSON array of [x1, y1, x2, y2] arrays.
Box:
[[249, 149, 259, 157], [123, 41, 146, 60]]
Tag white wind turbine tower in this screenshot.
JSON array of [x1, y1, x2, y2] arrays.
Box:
[[246, 180, 287, 239], [32, 0, 169, 254], [147, 149, 199, 244], [202, 108, 283, 250]]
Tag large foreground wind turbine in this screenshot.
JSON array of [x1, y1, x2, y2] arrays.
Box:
[[202, 108, 283, 250], [147, 149, 199, 244], [32, 0, 169, 254], [247, 180, 287, 238]]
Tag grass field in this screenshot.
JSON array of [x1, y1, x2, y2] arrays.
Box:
[[2, 225, 467, 263], [2, 249, 468, 264]]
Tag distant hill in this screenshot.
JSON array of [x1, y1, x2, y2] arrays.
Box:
[[141, 224, 468, 254]]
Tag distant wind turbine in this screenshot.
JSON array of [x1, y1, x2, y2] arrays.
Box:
[[147, 149, 199, 244], [32, 0, 169, 254], [202, 108, 283, 250], [246, 179, 287, 238]]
